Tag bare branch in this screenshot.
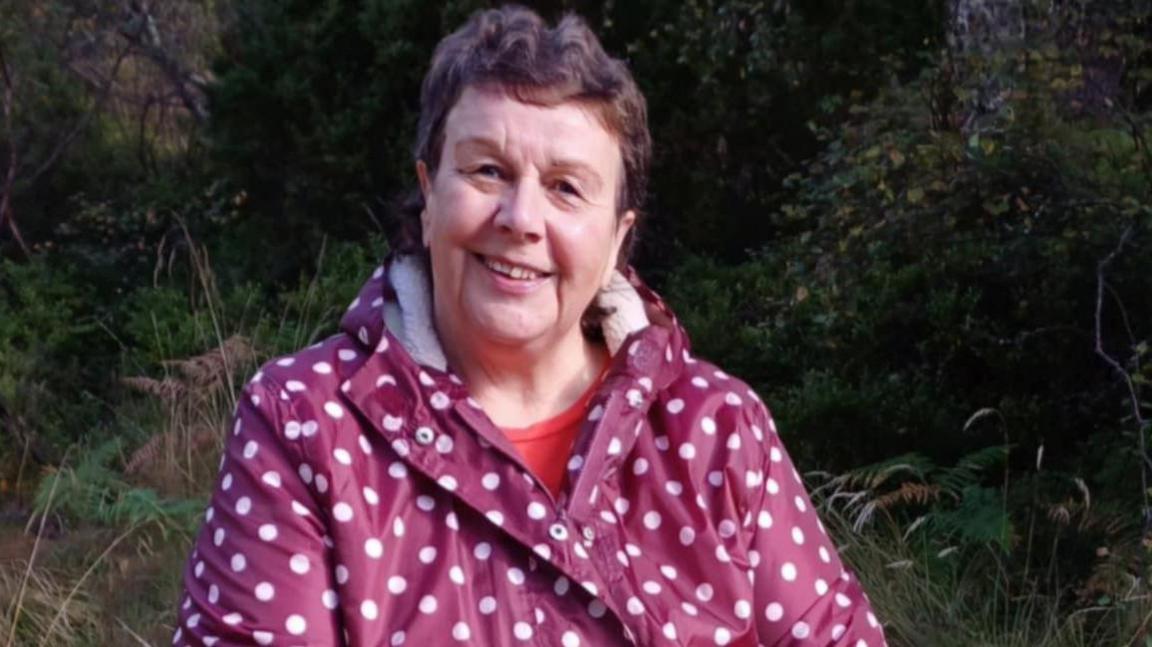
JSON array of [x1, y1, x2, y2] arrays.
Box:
[[0, 42, 31, 257], [118, 1, 209, 123], [1093, 225, 1151, 531]]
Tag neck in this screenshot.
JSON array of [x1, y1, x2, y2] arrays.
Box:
[[437, 316, 608, 427]]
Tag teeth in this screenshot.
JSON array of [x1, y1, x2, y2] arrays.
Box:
[[484, 257, 541, 280]]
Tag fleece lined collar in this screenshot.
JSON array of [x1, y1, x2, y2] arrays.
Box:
[[379, 254, 650, 370]]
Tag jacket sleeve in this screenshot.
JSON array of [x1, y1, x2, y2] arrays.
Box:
[[743, 403, 887, 646], [173, 379, 342, 646]]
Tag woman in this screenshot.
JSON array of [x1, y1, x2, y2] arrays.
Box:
[[174, 7, 885, 646]]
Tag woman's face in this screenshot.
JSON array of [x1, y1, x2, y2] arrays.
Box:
[[418, 86, 634, 353]]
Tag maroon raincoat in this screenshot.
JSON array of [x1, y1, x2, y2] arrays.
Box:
[[173, 259, 886, 646]]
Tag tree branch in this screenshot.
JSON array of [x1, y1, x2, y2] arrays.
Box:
[[0, 42, 31, 257], [1094, 225, 1151, 530]]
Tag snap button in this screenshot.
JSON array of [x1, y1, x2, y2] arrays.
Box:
[[548, 523, 569, 541], [582, 526, 595, 542], [414, 427, 435, 445]]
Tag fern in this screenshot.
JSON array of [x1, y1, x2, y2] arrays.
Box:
[[31, 439, 204, 537]]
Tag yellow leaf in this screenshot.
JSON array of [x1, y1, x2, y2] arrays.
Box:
[[795, 286, 810, 303], [907, 187, 925, 204]]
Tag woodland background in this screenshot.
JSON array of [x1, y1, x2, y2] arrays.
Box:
[[1, 0, 1150, 645]]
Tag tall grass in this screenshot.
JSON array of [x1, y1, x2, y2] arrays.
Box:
[[0, 230, 377, 644]]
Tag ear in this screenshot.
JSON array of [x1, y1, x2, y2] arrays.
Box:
[[417, 160, 433, 247], [603, 209, 637, 286]]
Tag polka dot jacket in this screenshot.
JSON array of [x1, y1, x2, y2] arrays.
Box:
[[174, 258, 887, 646]]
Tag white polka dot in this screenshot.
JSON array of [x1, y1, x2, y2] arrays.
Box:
[[479, 596, 497, 614], [285, 380, 306, 392], [792, 621, 811, 639], [418, 595, 438, 614], [765, 602, 784, 621], [474, 542, 492, 560], [438, 475, 458, 491], [253, 630, 273, 645], [481, 473, 500, 490], [324, 401, 344, 419], [430, 392, 450, 410], [208, 584, 219, 604], [334, 448, 352, 465], [390, 630, 406, 645], [626, 597, 644, 615], [290, 553, 310, 574], [679, 527, 696, 545], [486, 510, 504, 526], [719, 519, 737, 538], [527, 502, 547, 520], [361, 599, 378, 620], [285, 614, 306, 635], [632, 458, 649, 475], [836, 592, 852, 607], [230, 553, 246, 572], [322, 589, 338, 609], [514, 622, 533, 640], [734, 599, 751, 619], [222, 612, 242, 625], [832, 625, 847, 640], [312, 361, 333, 374], [291, 500, 310, 516], [416, 495, 435, 511], [554, 576, 570, 595], [450, 565, 465, 584], [714, 627, 732, 645], [362, 486, 379, 505], [682, 602, 699, 616], [451, 622, 471, 641], [335, 564, 349, 584], [696, 583, 714, 602], [757, 510, 773, 528], [435, 434, 454, 453], [383, 415, 403, 431], [792, 527, 806, 545], [213, 527, 225, 546], [567, 454, 584, 471], [701, 417, 716, 434], [418, 546, 437, 563], [781, 562, 797, 581], [662, 622, 677, 640], [666, 398, 685, 414], [716, 545, 731, 562], [243, 440, 259, 459], [315, 474, 329, 493], [365, 538, 383, 559], [795, 495, 808, 512], [678, 443, 697, 459], [561, 630, 581, 647], [815, 578, 829, 595], [643, 511, 662, 529], [665, 481, 684, 495], [393, 518, 406, 537], [235, 496, 251, 515], [388, 575, 407, 594], [255, 581, 274, 601], [660, 565, 678, 580], [766, 478, 780, 494], [588, 600, 607, 618], [507, 567, 526, 585], [301, 420, 319, 436], [708, 471, 724, 487], [333, 502, 354, 522]]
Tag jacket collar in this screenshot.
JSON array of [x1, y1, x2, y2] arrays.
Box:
[[343, 253, 656, 370]]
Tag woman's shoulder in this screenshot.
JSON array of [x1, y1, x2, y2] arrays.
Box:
[[649, 354, 778, 462]]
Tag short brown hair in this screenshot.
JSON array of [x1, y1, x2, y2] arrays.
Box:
[[397, 5, 651, 266]]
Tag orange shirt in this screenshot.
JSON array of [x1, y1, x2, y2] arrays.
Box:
[[501, 371, 606, 497]]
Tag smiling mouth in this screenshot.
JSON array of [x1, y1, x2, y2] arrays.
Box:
[[476, 254, 551, 281]]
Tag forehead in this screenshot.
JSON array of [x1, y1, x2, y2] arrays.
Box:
[[442, 86, 622, 170]]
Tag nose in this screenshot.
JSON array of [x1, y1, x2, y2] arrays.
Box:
[[493, 178, 544, 243]]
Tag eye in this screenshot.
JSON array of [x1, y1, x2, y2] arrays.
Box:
[[472, 164, 504, 180], [552, 179, 582, 199]]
